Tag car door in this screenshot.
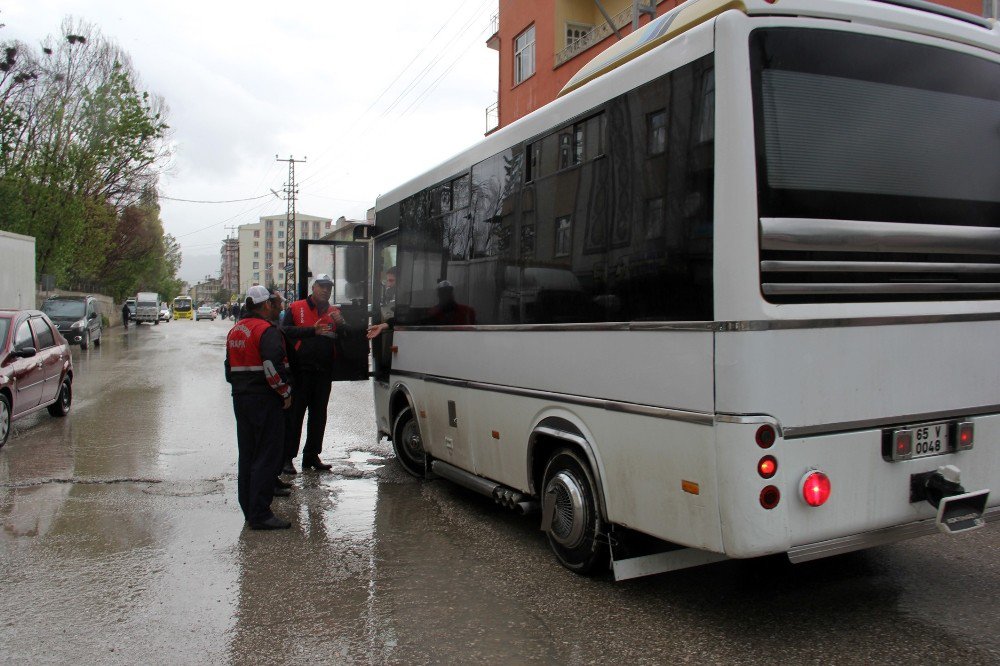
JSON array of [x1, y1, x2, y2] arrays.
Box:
[[29, 317, 63, 404], [10, 319, 44, 415], [86, 300, 101, 340]]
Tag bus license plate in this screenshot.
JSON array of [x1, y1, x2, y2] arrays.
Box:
[[912, 422, 950, 458]]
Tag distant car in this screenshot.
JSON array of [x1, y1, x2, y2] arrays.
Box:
[[158, 304, 171, 322], [41, 295, 103, 350], [0, 309, 73, 449], [195, 306, 215, 321]]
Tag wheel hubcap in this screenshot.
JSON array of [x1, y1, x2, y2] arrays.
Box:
[[546, 471, 587, 548], [0, 402, 9, 440], [401, 420, 423, 459]]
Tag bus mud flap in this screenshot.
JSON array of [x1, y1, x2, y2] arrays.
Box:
[[611, 548, 728, 582]]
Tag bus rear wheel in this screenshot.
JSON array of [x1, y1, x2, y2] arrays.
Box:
[[542, 448, 609, 574], [392, 407, 425, 477]]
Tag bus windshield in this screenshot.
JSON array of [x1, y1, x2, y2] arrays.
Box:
[[751, 28, 1000, 227], [173, 298, 192, 312]]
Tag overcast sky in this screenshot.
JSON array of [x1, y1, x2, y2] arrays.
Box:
[[3, 0, 499, 284]]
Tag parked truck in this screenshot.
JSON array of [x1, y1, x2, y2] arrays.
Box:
[[0, 230, 35, 310], [134, 291, 160, 325]]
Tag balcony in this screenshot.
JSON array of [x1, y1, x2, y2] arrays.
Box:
[[486, 12, 499, 50], [485, 100, 499, 134], [555, 3, 654, 67]]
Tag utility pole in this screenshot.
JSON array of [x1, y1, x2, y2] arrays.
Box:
[[276, 155, 306, 301]]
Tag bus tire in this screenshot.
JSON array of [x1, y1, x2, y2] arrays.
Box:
[[542, 447, 609, 575], [392, 407, 425, 478]]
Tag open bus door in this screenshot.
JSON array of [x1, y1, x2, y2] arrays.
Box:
[[371, 230, 398, 384], [298, 239, 370, 381]]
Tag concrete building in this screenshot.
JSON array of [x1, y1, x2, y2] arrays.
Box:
[[220, 238, 239, 293], [191, 276, 222, 306], [486, 0, 995, 132], [237, 213, 332, 296]]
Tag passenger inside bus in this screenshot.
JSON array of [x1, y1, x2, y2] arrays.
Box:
[[425, 280, 476, 325]]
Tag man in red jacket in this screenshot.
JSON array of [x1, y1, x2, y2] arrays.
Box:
[[281, 274, 344, 473], [225, 285, 293, 530]]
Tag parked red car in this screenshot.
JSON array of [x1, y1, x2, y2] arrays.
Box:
[[0, 309, 73, 448]]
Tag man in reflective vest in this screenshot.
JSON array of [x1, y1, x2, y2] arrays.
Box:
[[225, 285, 293, 530], [281, 273, 344, 473]]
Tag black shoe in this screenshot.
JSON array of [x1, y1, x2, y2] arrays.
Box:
[[282, 460, 298, 475], [302, 457, 333, 471], [275, 478, 292, 489], [272, 486, 291, 497], [249, 516, 291, 530]]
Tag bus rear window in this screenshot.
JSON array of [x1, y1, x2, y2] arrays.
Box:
[[750, 28, 1000, 228]]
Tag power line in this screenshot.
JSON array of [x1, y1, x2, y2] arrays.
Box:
[[160, 193, 272, 204]]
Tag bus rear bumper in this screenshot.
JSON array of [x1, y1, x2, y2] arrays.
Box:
[[787, 505, 1000, 564]]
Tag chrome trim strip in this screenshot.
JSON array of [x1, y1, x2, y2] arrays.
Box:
[[393, 312, 1000, 333], [761, 260, 1000, 274], [763, 282, 1000, 296], [780, 404, 1000, 439], [391, 370, 714, 426], [787, 506, 1000, 564], [761, 218, 1000, 256]]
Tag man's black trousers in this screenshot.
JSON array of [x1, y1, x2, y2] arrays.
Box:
[[284, 371, 332, 462], [233, 392, 285, 523]]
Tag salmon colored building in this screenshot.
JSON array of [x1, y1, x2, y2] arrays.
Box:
[[486, 0, 997, 132]]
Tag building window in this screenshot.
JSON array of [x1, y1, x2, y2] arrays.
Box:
[[279, 220, 284, 227], [253, 241, 259, 247], [566, 22, 592, 48], [648, 109, 667, 155], [252, 262, 259, 269], [555, 216, 572, 257], [253, 230, 259, 238], [277, 230, 284, 238], [253, 251, 259, 258], [253, 272, 259, 279], [278, 273, 284, 280], [514, 25, 535, 85], [278, 241, 284, 249]]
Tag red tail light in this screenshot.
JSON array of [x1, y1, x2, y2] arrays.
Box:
[[957, 422, 974, 450], [755, 425, 776, 449], [801, 471, 831, 507], [759, 485, 781, 509], [758, 455, 777, 479]]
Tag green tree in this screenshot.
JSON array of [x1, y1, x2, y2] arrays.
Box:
[[0, 18, 173, 297]]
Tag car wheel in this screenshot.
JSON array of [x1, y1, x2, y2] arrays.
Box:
[[541, 447, 609, 575], [47, 378, 72, 417], [0, 392, 10, 448], [94, 328, 102, 347], [80, 330, 90, 350], [392, 407, 426, 477]]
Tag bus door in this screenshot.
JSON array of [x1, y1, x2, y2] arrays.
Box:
[[298, 239, 370, 382], [370, 230, 397, 437], [371, 230, 397, 383]]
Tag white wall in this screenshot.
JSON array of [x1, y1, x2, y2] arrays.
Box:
[[0, 230, 36, 310]]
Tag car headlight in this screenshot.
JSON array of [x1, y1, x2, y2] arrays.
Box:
[[71, 319, 86, 329]]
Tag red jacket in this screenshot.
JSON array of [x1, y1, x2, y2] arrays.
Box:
[[225, 315, 291, 398], [282, 296, 342, 375]]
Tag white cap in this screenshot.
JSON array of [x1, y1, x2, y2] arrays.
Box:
[[247, 285, 270, 304], [313, 273, 334, 285], [437, 279, 453, 289]]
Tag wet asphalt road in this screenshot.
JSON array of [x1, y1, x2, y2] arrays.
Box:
[[1, 319, 999, 665]]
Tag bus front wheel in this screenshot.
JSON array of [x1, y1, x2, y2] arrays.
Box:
[[542, 448, 609, 574], [392, 407, 425, 477]]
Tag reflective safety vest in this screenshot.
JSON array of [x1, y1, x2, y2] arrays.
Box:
[[288, 298, 340, 355], [227, 316, 273, 371], [226, 316, 291, 397]]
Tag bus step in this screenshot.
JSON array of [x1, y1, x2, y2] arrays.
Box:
[[612, 548, 728, 581]]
